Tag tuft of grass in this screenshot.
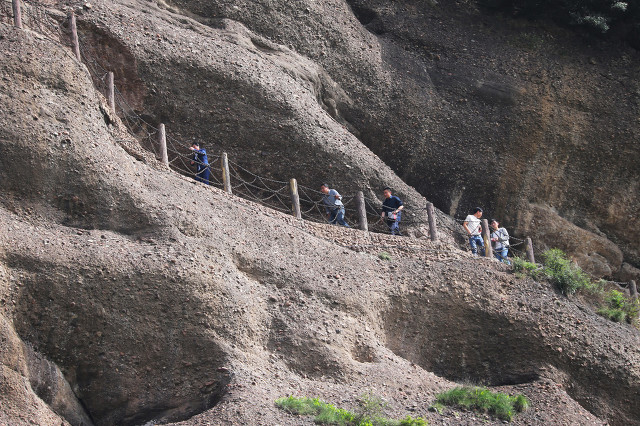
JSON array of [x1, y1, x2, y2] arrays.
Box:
[[434, 386, 529, 421], [378, 251, 392, 261], [512, 256, 542, 279], [276, 396, 325, 416], [275, 395, 428, 425], [513, 394, 530, 412], [598, 306, 626, 322], [276, 396, 354, 424], [398, 415, 428, 426]]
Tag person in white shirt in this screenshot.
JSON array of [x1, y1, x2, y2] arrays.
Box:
[[463, 207, 485, 256], [490, 219, 511, 265]]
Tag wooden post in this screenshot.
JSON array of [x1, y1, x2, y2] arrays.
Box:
[[630, 280, 638, 300], [289, 179, 301, 219], [356, 191, 368, 232], [12, 0, 22, 29], [157, 123, 168, 167], [70, 12, 81, 61], [221, 152, 232, 194], [426, 202, 437, 241], [107, 71, 115, 113], [525, 237, 535, 264], [481, 219, 492, 258]]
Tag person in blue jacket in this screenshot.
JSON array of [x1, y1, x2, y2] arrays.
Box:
[[381, 187, 404, 235], [189, 142, 210, 184]]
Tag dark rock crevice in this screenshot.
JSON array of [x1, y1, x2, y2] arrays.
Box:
[[345, 0, 386, 35]]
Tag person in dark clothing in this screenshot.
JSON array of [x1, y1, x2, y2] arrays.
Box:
[[381, 187, 404, 235], [189, 143, 210, 185]]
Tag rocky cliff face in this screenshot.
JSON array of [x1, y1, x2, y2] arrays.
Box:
[[127, 0, 639, 279], [1, 1, 640, 426]]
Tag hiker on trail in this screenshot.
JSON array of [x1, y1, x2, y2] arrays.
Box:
[[463, 207, 485, 256], [381, 187, 404, 236], [189, 142, 210, 185], [320, 183, 349, 227], [490, 219, 511, 265]]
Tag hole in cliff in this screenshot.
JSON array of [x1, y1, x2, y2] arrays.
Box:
[[12, 265, 232, 426], [346, 1, 385, 34], [347, 1, 377, 26], [121, 383, 229, 425], [383, 293, 542, 386], [351, 343, 376, 363]]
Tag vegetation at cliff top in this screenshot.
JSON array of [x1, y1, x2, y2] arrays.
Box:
[[432, 386, 530, 421], [513, 248, 639, 325], [275, 394, 427, 425], [479, 0, 640, 48]]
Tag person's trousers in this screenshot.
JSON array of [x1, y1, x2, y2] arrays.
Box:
[[196, 166, 210, 184], [494, 247, 511, 264], [386, 211, 401, 235], [328, 208, 349, 227], [469, 235, 485, 256]]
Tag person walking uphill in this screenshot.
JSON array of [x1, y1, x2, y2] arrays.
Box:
[[490, 219, 511, 265], [463, 207, 485, 256], [189, 142, 210, 185], [381, 187, 403, 236], [320, 183, 349, 227]]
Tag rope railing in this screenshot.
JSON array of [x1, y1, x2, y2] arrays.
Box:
[[8, 1, 640, 301], [4, 1, 546, 261]]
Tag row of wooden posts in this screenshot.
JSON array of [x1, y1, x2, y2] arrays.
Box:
[[10, 0, 82, 58], [2, 0, 554, 264], [155, 120, 439, 237], [8, 0, 536, 264], [14, 0, 636, 298]]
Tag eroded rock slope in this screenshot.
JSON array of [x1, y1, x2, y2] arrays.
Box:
[[70, 0, 640, 279], [0, 2, 639, 426]]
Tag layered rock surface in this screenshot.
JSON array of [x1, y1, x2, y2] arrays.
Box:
[[0, 2, 639, 426], [84, 0, 638, 278]]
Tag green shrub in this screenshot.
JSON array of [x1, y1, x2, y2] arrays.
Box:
[[434, 386, 529, 421], [314, 405, 355, 425], [276, 396, 321, 415], [597, 289, 639, 324], [540, 249, 592, 295], [513, 394, 530, 412], [275, 395, 428, 425], [583, 278, 606, 295], [513, 248, 639, 325]]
